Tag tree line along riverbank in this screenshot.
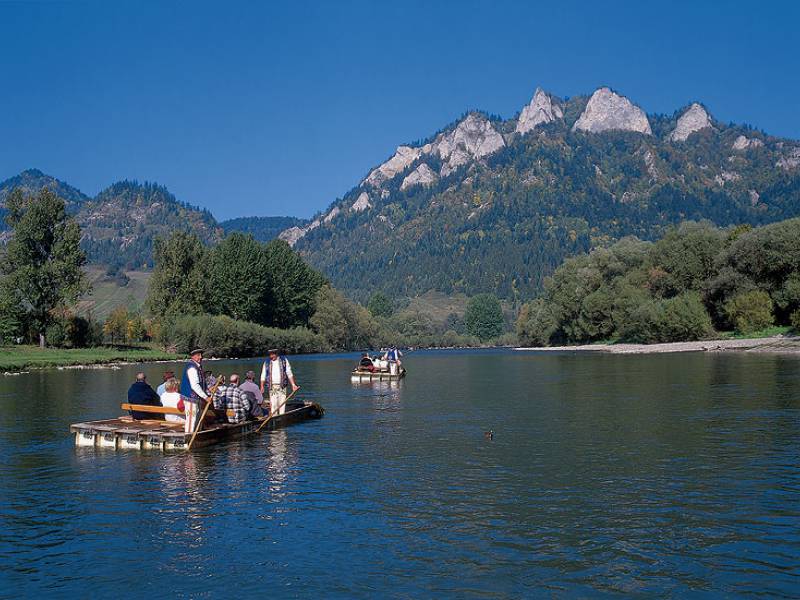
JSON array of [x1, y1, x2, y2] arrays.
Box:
[[0, 189, 514, 367], [516, 219, 800, 347]]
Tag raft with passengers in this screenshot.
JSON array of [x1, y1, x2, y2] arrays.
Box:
[[351, 346, 406, 382], [70, 348, 324, 451]]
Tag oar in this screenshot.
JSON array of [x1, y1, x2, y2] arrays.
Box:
[[186, 377, 224, 451], [256, 387, 299, 433]]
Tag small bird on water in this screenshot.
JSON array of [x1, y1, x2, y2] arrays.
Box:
[[484, 430, 494, 440]]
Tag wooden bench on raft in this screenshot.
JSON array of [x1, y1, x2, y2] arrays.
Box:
[[120, 403, 238, 420]]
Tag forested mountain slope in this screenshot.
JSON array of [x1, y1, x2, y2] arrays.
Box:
[[285, 87, 800, 302], [0, 173, 223, 269], [221, 216, 307, 243]]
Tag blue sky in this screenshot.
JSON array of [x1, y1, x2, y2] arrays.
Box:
[[1, 0, 798, 220]]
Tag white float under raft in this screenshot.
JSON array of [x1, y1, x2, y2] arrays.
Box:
[[351, 366, 407, 382]]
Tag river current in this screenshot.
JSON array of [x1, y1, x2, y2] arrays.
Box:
[[1, 349, 799, 598]]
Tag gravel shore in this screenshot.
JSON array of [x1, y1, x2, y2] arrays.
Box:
[[516, 335, 800, 355]]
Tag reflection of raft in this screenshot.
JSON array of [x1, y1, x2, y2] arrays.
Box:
[[351, 367, 406, 382], [69, 401, 324, 451]]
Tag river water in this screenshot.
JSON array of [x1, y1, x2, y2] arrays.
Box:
[[1, 349, 799, 598]]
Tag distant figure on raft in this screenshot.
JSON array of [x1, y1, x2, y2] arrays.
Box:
[[260, 348, 299, 417], [359, 352, 376, 372], [127, 372, 162, 420]]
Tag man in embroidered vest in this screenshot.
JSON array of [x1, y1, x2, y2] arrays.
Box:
[[181, 348, 210, 431], [259, 348, 299, 416]]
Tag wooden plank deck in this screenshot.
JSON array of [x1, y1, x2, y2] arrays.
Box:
[[70, 401, 324, 451]]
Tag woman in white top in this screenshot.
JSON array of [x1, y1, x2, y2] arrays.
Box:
[[159, 377, 187, 428]]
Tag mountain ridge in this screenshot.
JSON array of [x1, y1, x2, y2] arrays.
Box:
[[281, 85, 800, 301]]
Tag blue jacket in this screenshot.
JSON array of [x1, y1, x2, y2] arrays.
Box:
[[181, 360, 206, 400], [127, 381, 162, 420]]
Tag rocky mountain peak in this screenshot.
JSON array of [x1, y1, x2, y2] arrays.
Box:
[[669, 103, 713, 142], [516, 88, 563, 134], [431, 113, 505, 177], [572, 87, 652, 135], [400, 163, 438, 190], [364, 145, 422, 187]]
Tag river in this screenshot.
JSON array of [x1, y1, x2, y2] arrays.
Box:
[[1, 349, 799, 598]]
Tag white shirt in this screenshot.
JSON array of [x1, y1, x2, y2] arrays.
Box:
[[160, 391, 186, 423], [260, 357, 293, 387]]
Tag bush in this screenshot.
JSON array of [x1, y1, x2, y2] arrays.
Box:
[[724, 290, 774, 334], [157, 314, 323, 357], [791, 309, 800, 333], [619, 293, 712, 343], [658, 292, 714, 342], [516, 299, 559, 346]]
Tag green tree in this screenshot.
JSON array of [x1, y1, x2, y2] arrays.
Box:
[[516, 298, 558, 346], [367, 291, 394, 318], [310, 285, 376, 351], [725, 290, 774, 334], [145, 232, 211, 317], [262, 240, 326, 328], [2, 188, 87, 347], [209, 232, 269, 322], [464, 294, 504, 341], [104, 306, 130, 344], [0, 284, 24, 344]]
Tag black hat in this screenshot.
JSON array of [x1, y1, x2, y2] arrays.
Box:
[[190, 348, 204, 356]]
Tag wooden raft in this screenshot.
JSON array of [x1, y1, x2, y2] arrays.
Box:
[[351, 367, 406, 382], [70, 401, 324, 451]]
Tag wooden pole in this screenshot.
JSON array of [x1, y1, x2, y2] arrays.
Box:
[[256, 387, 299, 433], [186, 377, 223, 451]]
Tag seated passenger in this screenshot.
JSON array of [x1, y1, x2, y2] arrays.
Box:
[[159, 377, 187, 426], [156, 370, 175, 397], [359, 352, 375, 372], [214, 373, 252, 424], [127, 372, 163, 420], [239, 370, 265, 415]]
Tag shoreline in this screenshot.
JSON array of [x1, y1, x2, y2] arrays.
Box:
[[515, 335, 800, 355], [0, 345, 181, 375]]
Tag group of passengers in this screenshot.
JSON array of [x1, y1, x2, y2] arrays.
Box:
[[358, 346, 403, 372], [126, 348, 299, 433]]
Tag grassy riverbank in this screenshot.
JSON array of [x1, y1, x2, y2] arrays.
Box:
[[0, 344, 179, 372]]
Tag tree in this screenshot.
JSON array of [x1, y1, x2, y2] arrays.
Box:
[[725, 291, 774, 334], [0, 284, 24, 344], [145, 232, 211, 317], [516, 298, 558, 346], [367, 291, 394, 318], [464, 294, 504, 341], [310, 285, 376, 351], [262, 240, 326, 328], [209, 232, 269, 322], [104, 306, 130, 344], [2, 188, 87, 347]]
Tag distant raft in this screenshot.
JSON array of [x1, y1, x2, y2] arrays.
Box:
[[70, 401, 324, 451], [351, 365, 406, 382]]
